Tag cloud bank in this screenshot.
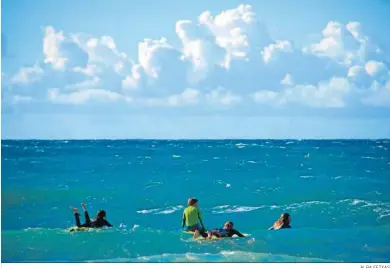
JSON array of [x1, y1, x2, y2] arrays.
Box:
[[3, 4, 390, 114]]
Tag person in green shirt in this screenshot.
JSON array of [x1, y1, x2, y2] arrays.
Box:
[[182, 197, 207, 238]]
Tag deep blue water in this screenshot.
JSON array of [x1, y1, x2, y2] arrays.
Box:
[[1, 139, 390, 262]]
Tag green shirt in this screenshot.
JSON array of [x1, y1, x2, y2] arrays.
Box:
[[182, 206, 205, 230]]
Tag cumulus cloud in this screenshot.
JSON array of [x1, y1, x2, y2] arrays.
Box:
[[140, 88, 201, 107], [48, 88, 132, 105], [3, 4, 390, 112], [362, 81, 390, 107], [253, 77, 353, 108], [11, 63, 44, 84], [205, 87, 242, 106], [44, 26, 88, 69]]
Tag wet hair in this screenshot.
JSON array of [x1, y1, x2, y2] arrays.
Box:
[[273, 213, 291, 228], [187, 198, 198, 206], [224, 221, 234, 228], [96, 210, 106, 219]]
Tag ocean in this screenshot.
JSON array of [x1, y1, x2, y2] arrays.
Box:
[[1, 139, 390, 263]]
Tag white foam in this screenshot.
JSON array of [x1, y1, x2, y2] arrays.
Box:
[[300, 175, 313, 179], [215, 205, 230, 209], [212, 205, 264, 214], [155, 205, 183, 215], [361, 156, 376, 159], [226, 184, 231, 188], [247, 161, 257, 164], [136, 208, 160, 214], [137, 205, 183, 215], [172, 155, 181, 158]]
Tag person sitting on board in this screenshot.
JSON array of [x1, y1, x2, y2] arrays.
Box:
[[195, 221, 245, 239], [182, 197, 207, 237], [70, 202, 112, 229], [268, 213, 291, 230]]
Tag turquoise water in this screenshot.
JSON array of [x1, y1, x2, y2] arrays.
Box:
[[1, 139, 390, 263]]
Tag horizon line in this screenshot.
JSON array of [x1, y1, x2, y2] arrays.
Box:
[[2, 138, 390, 141]]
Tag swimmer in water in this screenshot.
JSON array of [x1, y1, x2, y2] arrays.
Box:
[[70, 202, 112, 229], [194, 221, 245, 239], [268, 213, 291, 230], [182, 198, 207, 237]]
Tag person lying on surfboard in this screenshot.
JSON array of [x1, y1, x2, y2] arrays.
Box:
[[70, 202, 112, 229], [268, 213, 291, 230], [194, 221, 245, 239], [182, 198, 207, 237]]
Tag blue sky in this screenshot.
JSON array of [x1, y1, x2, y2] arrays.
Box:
[[1, 0, 390, 139]]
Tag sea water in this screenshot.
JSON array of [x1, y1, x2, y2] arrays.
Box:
[[1, 139, 390, 263]]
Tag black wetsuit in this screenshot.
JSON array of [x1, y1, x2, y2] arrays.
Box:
[[206, 228, 245, 238], [75, 211, 112, 228]]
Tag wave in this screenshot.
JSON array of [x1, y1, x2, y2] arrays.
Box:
[[137, 205, 183, 215], [172, 155, 181, 158], [86, 251, 340, 263], [300, 175, 314, 179], [211, 205, 265, 214], [235, 143, 247, 149]]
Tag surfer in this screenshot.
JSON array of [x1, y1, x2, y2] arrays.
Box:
[[268, 213, 291, 230], [182, 198, 207, 236], [195, 221, 245, 239], [70, 202, 112, 229]]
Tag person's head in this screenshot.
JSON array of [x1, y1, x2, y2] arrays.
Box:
[[187, 198, 198, 207], [96, 210, 106, 220], [273, 212, 291, 228], [224, 221, 234, 230], [279, 213, 291, 224]]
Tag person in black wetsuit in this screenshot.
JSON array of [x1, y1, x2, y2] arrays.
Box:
[[268, 213, 291, 230], [195, 221, 245, 239], [70, 202, 112, 229]]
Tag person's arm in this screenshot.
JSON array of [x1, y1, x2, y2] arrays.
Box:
[[232, 229, 245, 237], [104, 220, 113, 227], [210, 230, 221, 238], [197, 209, 206, 231], [182, 211, 186, 228]]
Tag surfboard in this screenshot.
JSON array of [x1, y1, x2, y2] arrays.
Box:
[[67, 226, 90, 232]]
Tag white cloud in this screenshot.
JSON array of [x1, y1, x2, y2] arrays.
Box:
[[281, 73, 294, 86], [199, 4, 271, 59], [12, 95, 33, 104], [253, 77, 352, 108], [48, 88, 132, 105], [361, 81, 390, 107], [4, 5, 390, 112], [43, 26, 66, 69], [251, 90, 279, 104], [142, 88, 201, 107], [206, 87, 242, 106], [365, 60, 388, 77], [43, 26, 88, 69], [11, 64, 44, 84], [64, 76, 101, 90], [304, 21, 383, 66], [262, 40, 293, 63]]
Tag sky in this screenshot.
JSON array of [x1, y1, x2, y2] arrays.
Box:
[[1, 0, 390, 139]]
